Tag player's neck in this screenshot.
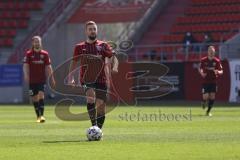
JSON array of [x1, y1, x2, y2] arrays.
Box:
[[33, 48, 41, 52], [86, 39, 97, 44]]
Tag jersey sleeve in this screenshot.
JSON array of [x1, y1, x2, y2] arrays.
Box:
[[23, 53, 30, 64], [73, 45, 81, 61], [103, 43, 114, 58], [44, 54, 51, 65]]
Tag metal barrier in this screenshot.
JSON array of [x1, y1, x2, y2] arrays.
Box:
[[130, 43, 223, 62]]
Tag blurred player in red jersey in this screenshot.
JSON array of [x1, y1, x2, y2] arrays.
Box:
[[199, 46, 223, 116], [23, 36, 55, 123], [68, 21, 118, 129]]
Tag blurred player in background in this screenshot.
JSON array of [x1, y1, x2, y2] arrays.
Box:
[[68, 21, 118, 129], [199, 46, 223, 116], [23, 36, 55, 123]]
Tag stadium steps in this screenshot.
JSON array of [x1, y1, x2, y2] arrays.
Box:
[[0, 0, 58, 64], [138, 0, 190, 45]]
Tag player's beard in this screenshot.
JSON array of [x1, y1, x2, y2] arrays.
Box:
[[88, 35, 97, 41]]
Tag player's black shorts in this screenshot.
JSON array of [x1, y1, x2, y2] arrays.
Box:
[[83, 83, 107, 102], [202, 83, 217, 94], [29, 83, 45, 96]]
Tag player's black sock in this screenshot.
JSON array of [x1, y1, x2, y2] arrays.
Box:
[[87, 103, 96, 126], [33, 102, 40, 117], [39, 99, 44, 116], [97, 114, 105, 129], [207, 99, 214, 113]]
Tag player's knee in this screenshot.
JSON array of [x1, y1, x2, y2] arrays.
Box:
[[32, 95, 39, 102], [38, 91, 44, 99], [86, 89, 95, 103], [209, 94, 215, 100]]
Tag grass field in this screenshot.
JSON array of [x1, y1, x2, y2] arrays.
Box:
[[0, 105, 240, 160]]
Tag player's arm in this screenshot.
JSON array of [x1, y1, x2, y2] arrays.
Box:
[[23, 63, 29, 83], [23, 55, 30, 83], [104, 43, 119, 73], [68, 60, 78, 84], [68, 45, 80, 85], [198, 61, 207, 78], [111, 55, 119, 73], [214, 61, 223, 75], [46, 64, 56, 87]]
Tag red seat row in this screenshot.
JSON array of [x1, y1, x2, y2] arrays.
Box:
[[191, 0, 240, 6], [177, 14, 240, 24], [0, 29, 17, 37], [186, 5, 240, 15], [0, 11, 30, 19], [0, 38, 14, 47], [0, 20, 28, 28], [0, 2, 43, 10]]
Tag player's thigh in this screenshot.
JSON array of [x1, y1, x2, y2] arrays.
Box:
[[95, 83, 107, 103], [37, 83, 45, 99], [202, 84, 210, 99], [209, 92, 216, 99], [85, 88, 95, 103], [202, 93, 209, 100]]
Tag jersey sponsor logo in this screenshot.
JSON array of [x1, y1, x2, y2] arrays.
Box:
[[32, 60, 44, 64]]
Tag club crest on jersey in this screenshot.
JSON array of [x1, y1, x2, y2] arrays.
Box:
[[213, 62, 216, 66], [96, 45, 102, 51], [40, 55, 44, 59]]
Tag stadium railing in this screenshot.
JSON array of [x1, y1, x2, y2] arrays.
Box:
[[129, 42, 238, 62]]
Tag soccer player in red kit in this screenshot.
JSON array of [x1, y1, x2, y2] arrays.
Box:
[[23, 36, 55, 123], [68, 21, 118, 129], [199, 46, 223, 116]]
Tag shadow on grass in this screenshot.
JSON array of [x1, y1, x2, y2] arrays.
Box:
[[43, 140, 88, 143]]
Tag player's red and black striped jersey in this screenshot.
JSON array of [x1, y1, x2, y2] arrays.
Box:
[[200, 56, 223, 84], [23, 49, 51, 84], [73, 40, 113, 84]]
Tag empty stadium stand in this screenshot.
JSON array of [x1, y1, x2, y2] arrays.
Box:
[[0, 0, 44, 48], [136, 0, 240, 61]]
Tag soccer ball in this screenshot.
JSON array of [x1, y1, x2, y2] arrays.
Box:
[[86, 126, 103, 141]]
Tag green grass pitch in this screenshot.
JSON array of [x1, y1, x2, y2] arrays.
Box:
[[0, 105, 240, 160]]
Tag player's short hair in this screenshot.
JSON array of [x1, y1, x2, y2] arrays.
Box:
[[85, 21, 97, 29]]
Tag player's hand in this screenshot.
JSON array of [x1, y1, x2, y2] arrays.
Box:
[[200, 72, 207, 78], [67, 77, 76, 87], [112, 67, 118, 73], [24, 76, 29, 83]]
